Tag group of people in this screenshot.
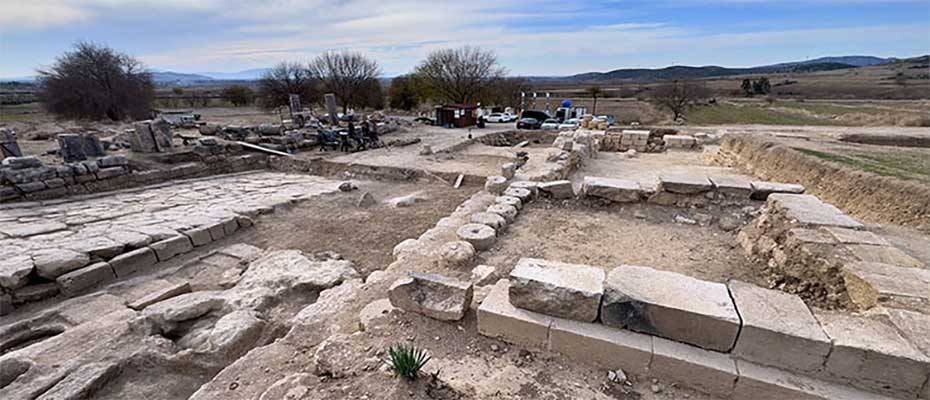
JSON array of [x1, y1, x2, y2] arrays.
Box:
[[317, 118, 381, 152]]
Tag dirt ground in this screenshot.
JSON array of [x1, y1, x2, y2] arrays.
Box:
[[240, 180, 477, 277], [479, 200, 768, 286]]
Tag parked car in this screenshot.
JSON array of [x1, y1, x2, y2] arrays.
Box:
[[517, 117, 542, 130], [597, 115, 616, 126], [558, 118, 580, 130], [520, 110, 551, 122], [540, 118, 561, 130], [486, 112, 516, 123]]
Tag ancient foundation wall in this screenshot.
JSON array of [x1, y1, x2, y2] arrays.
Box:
[[714, 134, 930, 231]]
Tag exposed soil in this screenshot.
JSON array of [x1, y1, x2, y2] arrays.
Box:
[[478, 200, 769, 285], [240, 180, 478, 277]]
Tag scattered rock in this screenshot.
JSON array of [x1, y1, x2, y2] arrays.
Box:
[[437, 241, 475, 269], [338, 182, 357, 192], [674, 215, 697, 225], [356, 192, 376, 207], [470, 212, 507, 231], [313, 334, 355, 378], [471, 265, 498, 286], [419, 145, 433, 155], [359, 298, 395, 331]]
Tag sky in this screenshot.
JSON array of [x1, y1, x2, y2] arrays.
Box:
[[1, 0, 928, 78]]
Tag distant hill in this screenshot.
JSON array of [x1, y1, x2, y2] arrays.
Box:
[[150, 71, 214, 85], [562, 61, 858, 82], [763, 55, 893, 69], [197, 68, 271, 80]]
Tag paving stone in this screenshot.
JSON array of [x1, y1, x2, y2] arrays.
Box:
[[0, 221, 67, 238], [207, 222, 227, 241], [885, 309, 930, 359], [815, 311, 930, 398], [767, 194, 864, 229], [0, 255, 34, 290], [36, 361, 120, 400], [218, 244, 263, 262], [470, 212, 507, 230], [842, 261, 930, 310], [601, 265, 741, 352], [456, 223, 496, 251], [708, 176, 752, 198], [733, 360, 898, 400], [651, 336, 737, 397], [494, 195, 522, 210], [62, 236, 124, 259], [549, 317, 652, 374], [12, 282, 60, 304], [150, 235, 194, 261], [581, 176, 643, 203], [388, 272, 473, 321], [55, 261, 115, 296], [821, 227, 889, 246], [537, 180, 574, 199], [508, 258, 604, 322], [728, 280, 831, 372], [183, 227, 213, 246], [487, 203, 518, 223], [477, 279, 553, 348], [844, 244, 924, 268], [750, 181, 805, 200], [33, 248, 90, 279], [109, 247, 157, 277], [106, 230, 152, 248], [658, 173, 713, 194], [128, 280, 192, 310]]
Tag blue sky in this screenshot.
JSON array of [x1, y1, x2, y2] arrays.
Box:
[[1, 0, 928, 78]]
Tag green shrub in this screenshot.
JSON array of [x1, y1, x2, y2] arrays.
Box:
[[387, 344, 431, 380]]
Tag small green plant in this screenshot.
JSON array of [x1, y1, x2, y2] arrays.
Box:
[[387, 343, 431, 380]]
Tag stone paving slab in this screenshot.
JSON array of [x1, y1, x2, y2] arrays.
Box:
[[708, 176, 752, 198], [549, 316, 653, 374], [749, 181, 805, 200], [601, 265, 741, 352], [843, 244, 925, 268], [581, 176, 643, 203], [767, 193, 864, 229], [843, 262, 930, 310], [815, 311, 930, 398], [821, 227, 890, 246], [733, 360, 899, 400], [728, 280, 831, 373], [508, 258, 604, 322], [658, 173, 713, 194]]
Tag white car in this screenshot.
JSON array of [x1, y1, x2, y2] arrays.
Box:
[[486, 112, 515, 123], [540, 119, 561, 130], [558, 118, 580, 130]]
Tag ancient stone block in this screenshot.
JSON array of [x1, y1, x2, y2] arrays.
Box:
[[750, 181, 805, 200], [487, 203, 518, 223], [709, 176, 753, 199], [57, 133, 104, 163], [12, 282, 59, 304], [183, 226, 213, 247], [728, 280, 831, 372], [484, 176, 507, 195], [388, 272, 473, 321], [767, 194, 863, 229], [109, 247, 157, 277], [95, 166, 126, 180], [816, 311, 930, 398], [218, 244, 263, 262], [0, 255, 34, 290], [150, 235, 194, 261], [651, 336, 738, 397], [0, 221, 67, 238], [822, 227, 889, 246], [471, 264, 498, 286], [581, 176, 642, 203], [128, 281, 192, 310], [35, 361, 120, 400], [549, 316, 652, 374], [501, 162, 516, 179], [843, 244, 924, 268], [658, 173, 713, 194], [733, 360, 896, 400], [508, 258, 604, 322], [509, 181, 538, 197], [601, 265, 741, 352], [0, 128, 22, 157], [1, 156, 41, 169], [495, 195, 522, 210], [56, 262, 116, 297], [842, 261, 930, 310], [477, 279, 553, 348], [470, 212, 506, 230], [33, 248, 90, 279], [537, 180, 574, 199], [503, 187, 532, 202], [456, 223, 496, 251]]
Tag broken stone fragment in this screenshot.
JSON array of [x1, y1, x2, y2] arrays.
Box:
[[470, 211, 507, 231], [388, 272, 473, 321], [356, 191, 376, 207], [140, 290, 225, 333], [471, 264, 498, 286], [436, 241, 475, 269], [537, 180, 574, 199], [456, 223, 496, 251], [128, 281, 192, 310], [750, 181, 805, 200], [338, 181, 357, 192], [0, 255, 34, 290], [508, 258, 604, 322], [313, 334, 356, 378], [501, 162, 516, 179], [359, 298, 395, 331], [56, 261, 116, 297]]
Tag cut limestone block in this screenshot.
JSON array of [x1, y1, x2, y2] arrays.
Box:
[[0, 255, 34, 290], [708, 176, 752, 199], [56, 262, 116, 297], [843, 244, 924, 268], [12, 282, 59, 304], [581, 176, 642, 203], [503, 187, 532, 202], [842, 262, 930, 310], [750, 181, 805, 200], [33, 248, 90, 280], [537, 180, 574, 199], [470, 212, 507, 231], [651, 336, 738, 397], [658, 173, 713, 194], [509, 181, 538, 197], [487, 204, 518, 223], [821, 227, 889, 246], [549, 317, 652, 374], [728, 280, 831, 372], [886, 309, 930, 358], [150, 235, 194, 261], [815, 311, 930, 398], [601, 265, 741, 352], [477, 279, 552, 348], [767, 194, 863, 229], [128, 281, 192, 310], [184, 227, 213, 247], [485, 176, 508, 195], [495, 195, 522, 210], [109, 247, 158, 277], [663, 135, 696, 149], [733, 360, 898, 400], [508, 258, 604, 322], [456, 223, 496, 251], [388, 272, 473, 321]]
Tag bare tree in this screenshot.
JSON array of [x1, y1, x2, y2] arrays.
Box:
[[586, 86, 603, 115], [489, 77, 530, 110], [650, 80, 710, 121], [36, 41, 154, 121], [414, 46, 506, 104], [222, 85, 255, 107], [257, 61, 318, 110], [307, 51, 381, 113], [388, 74, 424, 111]]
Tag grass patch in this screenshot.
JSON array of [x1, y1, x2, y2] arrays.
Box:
[[387, 343, 431, 380], [777, 101, 888, 116], [0, 103, 48, 122], [687, 103, 835, 126], [792, 147, 930, 182]]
